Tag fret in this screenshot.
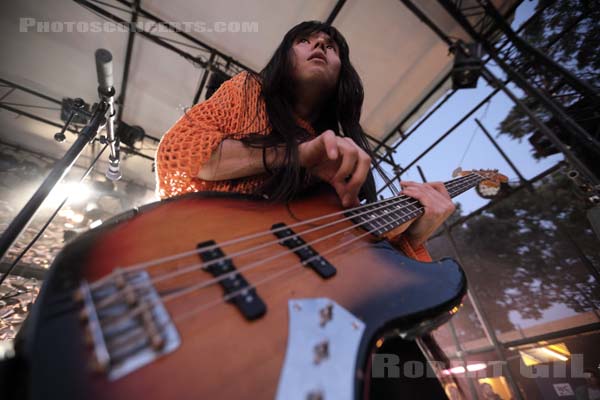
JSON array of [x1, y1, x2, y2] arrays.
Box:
[[366, 205, 385, 234], [445, 173, 482, 198], [379, 207, 397, 231], [392, 198, 418, 226], [348, 172, 486, 236]]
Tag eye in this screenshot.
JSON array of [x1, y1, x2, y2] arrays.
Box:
[[298, 38, 309, 44]]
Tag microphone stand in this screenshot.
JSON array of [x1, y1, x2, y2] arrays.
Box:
[[0, 101, 108, 285]]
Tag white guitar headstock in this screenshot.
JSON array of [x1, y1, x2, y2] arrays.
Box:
[[454, 168, 509, 198]]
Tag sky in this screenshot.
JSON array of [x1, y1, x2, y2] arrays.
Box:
[[376, 0, 590, 330], [375, 0, 564, 215]]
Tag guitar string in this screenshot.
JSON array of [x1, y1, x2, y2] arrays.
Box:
[[90, 173, 481, 293], [93, 177, 482, 357], [92, 174, 482, 310], [97, 202, 427, 335], [93, 172, 480, 288], [163, 175, 479, 304], [93, 193, 421, 309], [171, 199, 446, 323], [93, 176, 479, 333]]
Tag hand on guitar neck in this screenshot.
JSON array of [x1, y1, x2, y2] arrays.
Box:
[[400, 181, 456, 248], [200, 129, 457, 247]]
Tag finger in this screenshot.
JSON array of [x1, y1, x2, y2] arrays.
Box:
[[400, 180, 417, 190], [401, 185, 440, 206], [332, 140, 358, 183], [321, 130, 339, 160], [345, 150, 371, 202], [428, 182, 451, 198], [402, 185, 454, 217]]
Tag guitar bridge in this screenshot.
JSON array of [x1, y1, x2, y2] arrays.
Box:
[[77, 271, 180, 380]]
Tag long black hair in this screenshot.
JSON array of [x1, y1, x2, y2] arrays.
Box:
[[241, 20, 377, 203]]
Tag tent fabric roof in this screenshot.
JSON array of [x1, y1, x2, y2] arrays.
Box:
[[0, 0, 518, 189]]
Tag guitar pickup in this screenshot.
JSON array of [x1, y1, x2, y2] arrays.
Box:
[[271, 223, 336, 279], [197, 241, 266, 321]]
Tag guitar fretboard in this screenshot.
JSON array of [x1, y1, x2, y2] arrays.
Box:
[[346, 173, 483, 236]]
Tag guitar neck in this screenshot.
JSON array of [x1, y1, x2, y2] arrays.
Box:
[[346, 172, 483, 236]]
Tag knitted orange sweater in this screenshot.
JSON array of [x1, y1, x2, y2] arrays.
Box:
[[156, 72, 431, 262]]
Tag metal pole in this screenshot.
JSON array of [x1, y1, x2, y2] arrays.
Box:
[[325, 0, 347, 25], [0, 101, 108, 274], [444, 162, 564, 231], [0, 78, 62, 105], [0, 103, 79, 134], [438, 0, 600, 180], [445, 229, 525, 400], [376, 84, 505, 195], [392, 90, 457, 150], [116, 0, 140, 123], [417, 167, 480, 400], [74, 0, 207, 67], [481, 68, 599, 186], [193, 53, 216, 105], [373, 69, 453, 154], [474, 118, 530, 189], [111, 0, 254, 73], [476, 0, 600, 103]]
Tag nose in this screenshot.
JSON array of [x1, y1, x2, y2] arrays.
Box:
[[313, 37, 326, 51]]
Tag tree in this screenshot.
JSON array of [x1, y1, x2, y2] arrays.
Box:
[[497, 0, 600, 177], [430, 172, 600, 335]]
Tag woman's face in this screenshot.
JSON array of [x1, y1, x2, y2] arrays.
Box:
[[290, 31, 341, 92]]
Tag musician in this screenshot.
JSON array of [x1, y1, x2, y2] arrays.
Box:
[[156, 20, 455, 262]]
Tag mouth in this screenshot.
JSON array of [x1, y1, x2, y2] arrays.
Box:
[[308, 53, 327, 63]]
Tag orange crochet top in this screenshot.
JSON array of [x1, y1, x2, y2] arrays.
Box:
[[156, 71, 431, 262]]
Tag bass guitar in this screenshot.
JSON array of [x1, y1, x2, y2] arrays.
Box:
[[15, 169, 505, 399]]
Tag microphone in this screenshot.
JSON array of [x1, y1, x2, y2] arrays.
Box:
[[95, 48, 121, 181]]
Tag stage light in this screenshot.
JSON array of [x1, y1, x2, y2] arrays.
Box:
[[60, 97, 91, 125], [447, 366, 466, 374], [540, 347, 568, 362], [466, 363, 487, 372], [89, 219, 103, 229], [116, 121, 145, 148], [46, 181, 92, 208], [70, 213, 85, 223], [451, 42, 483, 89], [58, 209, 74, 218], [519, 342, 571, 366]]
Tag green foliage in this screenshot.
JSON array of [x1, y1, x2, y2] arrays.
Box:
[[444, 172, 600, 333], [497, 0, 600, 150]]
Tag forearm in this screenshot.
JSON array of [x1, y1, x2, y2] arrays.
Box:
[[198, 139, 283, 181], [405, 222, 436, 248]]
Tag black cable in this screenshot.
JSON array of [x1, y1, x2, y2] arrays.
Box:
[[0, 143, 109, 291]]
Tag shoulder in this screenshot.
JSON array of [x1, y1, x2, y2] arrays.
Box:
[[225, 71, 262, 92]]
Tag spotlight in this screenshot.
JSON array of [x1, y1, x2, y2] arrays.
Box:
[[451, 42, 483, 89], [116, 121, 145, 148], [60, 97, 91, 125]]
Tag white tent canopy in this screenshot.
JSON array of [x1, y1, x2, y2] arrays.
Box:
[[0, 0, 517, 190]]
